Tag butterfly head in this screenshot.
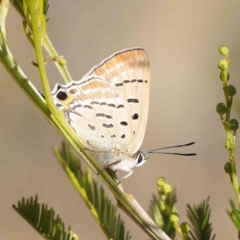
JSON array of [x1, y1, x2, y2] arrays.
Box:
[[135, 151, 149, 167]]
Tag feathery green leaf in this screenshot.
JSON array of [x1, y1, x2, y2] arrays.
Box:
[[186, 197, 216, 240], [13, 195, 78, 240], [55, 142, 131, 240], [228, 199, 240, 230]]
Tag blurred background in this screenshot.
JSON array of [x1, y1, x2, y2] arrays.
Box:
[[1, 0, 240, 239]]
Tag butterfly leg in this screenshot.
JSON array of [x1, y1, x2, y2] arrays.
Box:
[[116, 169, 133, 185], [97, 160, 121, 175]]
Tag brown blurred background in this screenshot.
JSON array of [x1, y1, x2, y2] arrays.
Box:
[[1, 1, 240, 239]]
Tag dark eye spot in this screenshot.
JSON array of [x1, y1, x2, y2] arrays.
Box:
[[56, 91, 68, 100], [120, 121, 128, 126]]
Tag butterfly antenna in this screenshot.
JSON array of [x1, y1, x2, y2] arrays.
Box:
[[144, 142, 196, 156]]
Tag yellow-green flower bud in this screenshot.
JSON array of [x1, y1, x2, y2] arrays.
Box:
[[162, 183, 172, 194], [224, 162, 231, 174], [218, 59, 228, 71], [158, 200, 166, 211], [227, 85, 236, 96], [218, 45, 229, 56], [230, 119, 239, 131], [216, 103, 227, 115], [225, 138, 235, 150], [156, 177, 165, 187], [180, 222, 190, 233], [170, 213, 179, 223]]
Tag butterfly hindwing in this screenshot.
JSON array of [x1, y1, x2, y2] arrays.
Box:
[[52, 77, 133, 152]]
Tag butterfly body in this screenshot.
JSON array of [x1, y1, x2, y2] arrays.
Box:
[[52, 48, 150, 181]]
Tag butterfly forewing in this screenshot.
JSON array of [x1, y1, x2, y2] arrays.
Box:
[[85, 48, 150, 154], [52, 48, 150, 156]]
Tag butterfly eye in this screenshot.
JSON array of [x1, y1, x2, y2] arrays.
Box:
[[137, 152, 143, 164]]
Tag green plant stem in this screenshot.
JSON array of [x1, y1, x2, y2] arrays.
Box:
[[43, 34, 72, 83], [220, 56, 240, 208], [173, 224, 184, 239], [10, 0, 72, 84], [0, 31, 50, 119]]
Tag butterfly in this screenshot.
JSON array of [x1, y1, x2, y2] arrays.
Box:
[[51, 48, 195, 183]]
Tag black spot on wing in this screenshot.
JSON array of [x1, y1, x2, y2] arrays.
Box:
[[121, 134, 125, 139], [96, 113, 112, 119], [84, 105, 93, 109], [120, 121, 128, 126], [56, 91, 68, 100], [91, 101, 100, 105], [56, 103, 63, 108], [132, 113, 139, 120], [72, 104, 82, 111], [103, 123, 114, 128], [88, 124, 95, 131], [117, 104, 124, 109], [127, 99, 139, 103], [108, 103, 116, 108]]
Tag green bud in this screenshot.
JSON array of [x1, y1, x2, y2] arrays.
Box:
[[224, 162, 231, 174], [218, 45, 229, 56], [53, 56, 67, 65], [180, 222, 190, 233], [58, 58, 67, 66], [216, 103, 227, 115], [156, 177, 165, 187], [218, 59, 228, 71], [225, 138, 235, 150], [227, 85, 236, 96], [230, 119, 239, 131], [220, 72, 230, 81], [162, 183, 172, 194], [158, 200, 166, 211], [170, 213, 179, 223]]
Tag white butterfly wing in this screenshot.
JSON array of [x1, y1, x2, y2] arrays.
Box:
[[52, 48, 150, 155]]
